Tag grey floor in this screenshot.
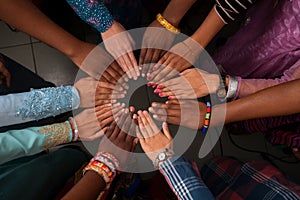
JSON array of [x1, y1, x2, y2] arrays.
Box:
[[1, 21, 300, 183]]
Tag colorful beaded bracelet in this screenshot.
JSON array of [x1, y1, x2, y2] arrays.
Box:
[[201, 101, 211, 134]]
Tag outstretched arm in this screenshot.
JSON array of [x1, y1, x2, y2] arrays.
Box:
[[0, 0, 95, 67], [211, 79, 300, 126]]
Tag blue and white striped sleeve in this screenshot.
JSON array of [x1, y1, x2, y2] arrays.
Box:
[[159, 157, 214, 200]]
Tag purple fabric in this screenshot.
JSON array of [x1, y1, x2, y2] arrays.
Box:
[[213, 0, 300, 80]]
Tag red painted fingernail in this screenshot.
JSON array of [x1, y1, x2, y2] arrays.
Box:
[[159, 93, 163, 97], [152, 84, 157, 88], [168, 96, 172, 100], [147, 82, 152, 87], [154, 89, 159, 94], [157, 85, 163, 89]]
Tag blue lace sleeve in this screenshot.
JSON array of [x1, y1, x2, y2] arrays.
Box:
[[66, 0, 114, 33], [15, 86, 80, 121]]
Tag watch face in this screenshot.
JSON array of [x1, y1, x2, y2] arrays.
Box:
[[158, 152, 166, 161], [217, 87, 226, 98]]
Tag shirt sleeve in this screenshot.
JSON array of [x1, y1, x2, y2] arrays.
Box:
[[0, 86, 80, 127], [159, 157, 214, 200], [214, 0, 255, 24], [236, 59, 300, 98], [66, 0, 114, 33], [0, 121, 72, 165]]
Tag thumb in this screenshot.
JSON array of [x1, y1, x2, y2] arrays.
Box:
[[162, 122, 172, 140]]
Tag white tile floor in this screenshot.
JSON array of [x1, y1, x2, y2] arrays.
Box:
[[1, 20, 300, 183]]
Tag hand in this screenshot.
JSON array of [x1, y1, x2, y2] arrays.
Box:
[[139, 20, 176, 77], [95, 103, 126, 128], [100, 61, 129, 90], [0, 60, 11, 87], [148, 100, 206, 130], [148, 38, 203, 84], [74, 77, 126, 108], [98, 110, 138, 167], [101, 22, 139, 80], [154, 68, 219, 99], [136, 110, 173, 162], [75, 107, 110, 141]]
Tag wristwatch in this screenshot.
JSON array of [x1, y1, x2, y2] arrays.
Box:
[[153, 148, 174, 168], [216, 75, 227, 101]]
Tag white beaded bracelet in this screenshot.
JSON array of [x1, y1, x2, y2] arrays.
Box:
[[69, 117, 79, 141]]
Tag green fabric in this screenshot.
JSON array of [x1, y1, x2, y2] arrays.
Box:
[[0, 146, 89, 200], [0, 121, 72, 165]]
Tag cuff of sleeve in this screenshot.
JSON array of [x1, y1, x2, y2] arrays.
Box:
[[71, 86, 80, 109]]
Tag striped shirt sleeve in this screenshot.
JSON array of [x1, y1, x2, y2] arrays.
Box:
[[214, 0, 255, 24], [159, 157, 214, 200]]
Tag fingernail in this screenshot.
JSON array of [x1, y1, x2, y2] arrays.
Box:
[[152, 84, 157, 88], [125, 109, 129, 114], [165, 101, 169, 104], [108, 103, 112, 106], [168, 96, 172, 100], [293, 148, 298, 152], [121, 103, 125, 107], [159, 93, 163, 97], [142, 73, 145, 77], [147, 82, 152, 87], [139, 67, 142, 70], [112, 100, 117, 103], [157, 85, 163, 89], [154, 89, 159, 94], [147, 75, 151, 80], [153, 114, 158, 118], [148, 107, 154, 112], [115, 117, 119, 122], [153, 66, 157, 71]]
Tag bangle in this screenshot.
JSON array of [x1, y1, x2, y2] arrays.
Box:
[[68, 117, 79, 141], [201, 101, 211, 134], [226, 75, 238, 100], [156, 13, 180, 34], [96, 152, 120, 171], [83, 162, 111, 189]]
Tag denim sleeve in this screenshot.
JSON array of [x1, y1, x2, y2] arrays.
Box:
[[159, 157, 215, 200], [66, 0, 114, 33]]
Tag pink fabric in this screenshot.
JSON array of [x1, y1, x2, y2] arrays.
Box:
[[213, 0, 300, 98]]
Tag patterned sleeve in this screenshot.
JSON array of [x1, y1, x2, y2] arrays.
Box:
[[66, 0, 114, 33], [214, 0, 256, 24], [159, 157, 214, 200], [0, 121, 73, 165], [0, 86, 80, 127]]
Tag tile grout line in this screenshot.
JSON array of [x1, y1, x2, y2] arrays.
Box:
[[30, 37, 38, 74]]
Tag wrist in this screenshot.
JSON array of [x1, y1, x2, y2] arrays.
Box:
[[153, 148, 174, 169]]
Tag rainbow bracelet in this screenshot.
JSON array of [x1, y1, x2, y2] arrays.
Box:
[[201, 101, 211, 134]]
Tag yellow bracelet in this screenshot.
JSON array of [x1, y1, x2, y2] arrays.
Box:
[[156, 13, 180, 34]]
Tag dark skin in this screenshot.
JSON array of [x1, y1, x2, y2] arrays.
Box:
[[62, 110, 137, 200]]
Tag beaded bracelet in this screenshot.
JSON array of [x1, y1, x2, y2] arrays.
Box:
[[68, 117, 79, 141], [83, 163, 111, 189], [96, 152, 120, 171], [201, 101, 211, 134], [156, 13, 180, 34]]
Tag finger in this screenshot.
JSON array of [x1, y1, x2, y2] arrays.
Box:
[[152, 64, 174, 84], [165, 116, 181, 126], [148, 106, 167, 116], [166, 99, 180, 105], [139, 48, 147, 65], [162, 122, 172, 140], [137, 112, 150, 138], [127, 52, 140, 77], [136, 126, 145, 142], [87, 127, 107, 140], [117, 57, 131, 79], [98, 81, 119, 91], [143, 111, 160, 136], [95, 99, 116, 106], [123, 54, 137, 80], [157, 70, 179, 85]]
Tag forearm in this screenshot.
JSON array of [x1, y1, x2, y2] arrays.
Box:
[[62, 171, 106, 200], [160, 157, 214, 199], [190, 7, 225, 48], [0, 0, 85, 61], [0, 86, 80, 127], [0, 121, 73, 164], [211, 79, 300, 125], [162, 0, 197, 27]]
